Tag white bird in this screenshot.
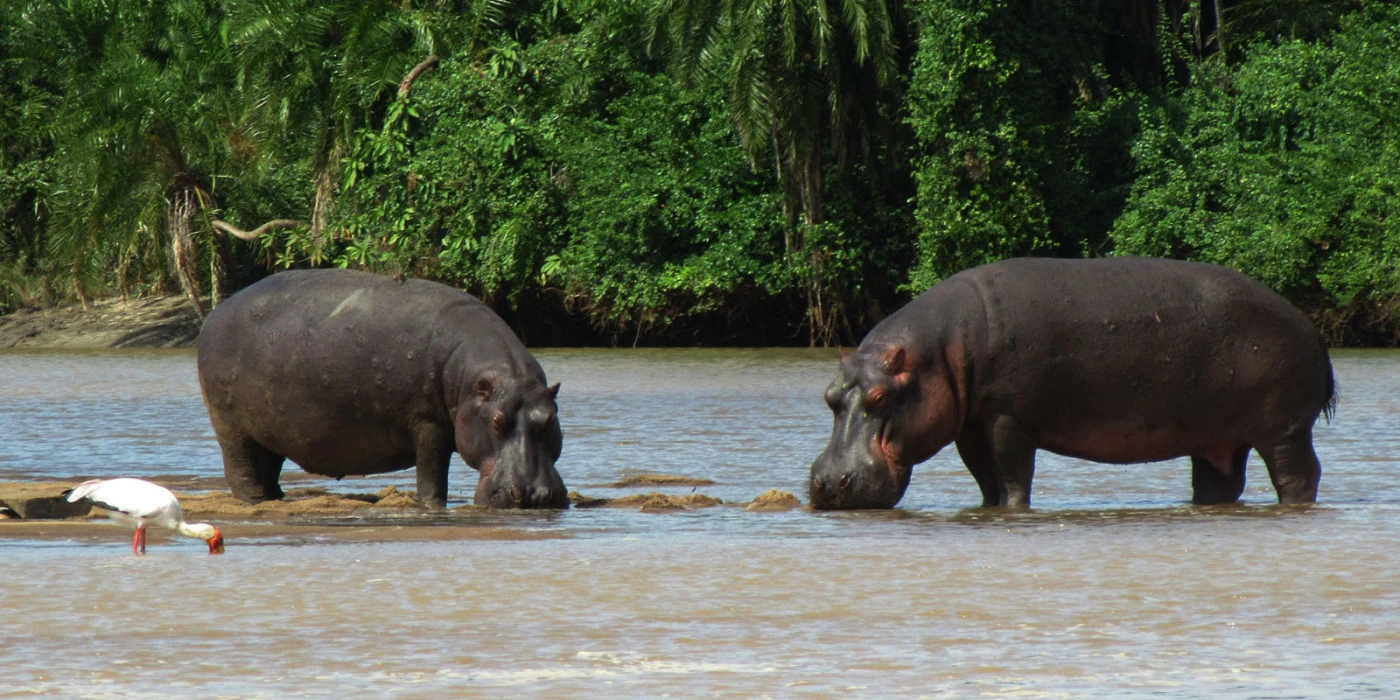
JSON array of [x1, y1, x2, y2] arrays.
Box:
[[64, 478, 225, 555]]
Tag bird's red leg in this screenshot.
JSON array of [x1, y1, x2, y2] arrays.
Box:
[[132, 527, 141, 555]]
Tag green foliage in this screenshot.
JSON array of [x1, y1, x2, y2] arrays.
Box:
[[333, 2, 795, 334], [1112, 5, 1400, 335], [905, 0, 1141, 290], [2, 0, 1398, 344]]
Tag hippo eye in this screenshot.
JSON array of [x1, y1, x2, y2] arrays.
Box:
[[490, 412, 509, 435], [863, 387, 888, 414]]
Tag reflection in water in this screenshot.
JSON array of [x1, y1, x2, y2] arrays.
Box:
[[1, 348, 1398, 696]]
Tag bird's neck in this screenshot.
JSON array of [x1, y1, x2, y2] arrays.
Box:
[[176, 521, 214, 540]]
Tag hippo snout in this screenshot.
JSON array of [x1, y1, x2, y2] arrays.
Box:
[[809, 472, 847, 510], [524, 483, 569, 509], [481, 475, 569, 509], [809, 456, 904, 510]]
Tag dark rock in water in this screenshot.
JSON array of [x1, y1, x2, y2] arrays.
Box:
[[0, 482, 93, 519]]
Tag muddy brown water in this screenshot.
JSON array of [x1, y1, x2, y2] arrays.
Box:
[[0, 348, 1397, 697]]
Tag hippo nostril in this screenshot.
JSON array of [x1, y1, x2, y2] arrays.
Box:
[[838, 473, 851, 490], [812, 476, 825, 492], [509, 487, 523, 503]]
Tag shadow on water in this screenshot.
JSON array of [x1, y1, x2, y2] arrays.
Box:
[[810, 501, 1330, 531]]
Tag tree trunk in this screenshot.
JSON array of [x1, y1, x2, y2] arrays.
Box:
[[312, 165, 334, 241], [798, 151, 840, 348], [211, 228, 235, 306], [167, 187, 206, 319]]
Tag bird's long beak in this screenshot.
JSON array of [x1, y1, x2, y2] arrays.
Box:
[[208, 529, 225, 555]]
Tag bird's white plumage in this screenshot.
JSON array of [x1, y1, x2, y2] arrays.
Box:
[[67, 477, 184, 527], [66, 478, 224, 554]]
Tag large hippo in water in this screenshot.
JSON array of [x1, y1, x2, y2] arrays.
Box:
[[197, 269, 568, 509], [809, 257, 1336, 510]]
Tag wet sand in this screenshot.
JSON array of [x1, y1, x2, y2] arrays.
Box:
[[0, 479, 803, 547]]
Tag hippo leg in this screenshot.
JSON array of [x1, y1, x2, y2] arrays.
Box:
[[955, 433, 1004, 507], [219, 435, 286, 503], [1257, 434, 1321, 504], [989, 416, 1036, 507], [1191, 446, 1250, 505], [413, 425, 454, 509]]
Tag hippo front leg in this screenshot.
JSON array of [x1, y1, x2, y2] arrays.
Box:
[[1191, 447, 1250, 505], [955, 432, 1005, 507], [413, 425, 454, 509], [989, 416, 1036, 507]]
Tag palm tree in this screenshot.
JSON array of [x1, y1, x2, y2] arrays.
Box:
[[224, 0, 455, 250], [650, 0, 903, 345], [10, 0, 243, 312]]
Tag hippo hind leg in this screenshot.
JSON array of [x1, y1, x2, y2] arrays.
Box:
[[1257, 433, 1321, 505], [219, 434, 286, 504], [1191, 446, 1250, 505]]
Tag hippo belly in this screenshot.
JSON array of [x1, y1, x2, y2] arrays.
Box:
[[201, 380, 423, 477]]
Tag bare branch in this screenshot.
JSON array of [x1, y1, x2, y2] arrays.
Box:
[[210, 219, 308, 242], [398, 54, 440, 98]]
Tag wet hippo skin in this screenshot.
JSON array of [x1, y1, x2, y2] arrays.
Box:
[[810, 257, 1336, 510], [197, 269, 567, 509]]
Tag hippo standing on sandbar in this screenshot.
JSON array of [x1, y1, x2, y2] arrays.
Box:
[[197, 269, 568, 509], [810, 257, 1336, 510]]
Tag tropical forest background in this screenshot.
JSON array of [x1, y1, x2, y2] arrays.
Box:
[[1, 0, 1397, 346]]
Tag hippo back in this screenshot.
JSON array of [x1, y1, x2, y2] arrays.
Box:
[[873, 257, 1333, 450]]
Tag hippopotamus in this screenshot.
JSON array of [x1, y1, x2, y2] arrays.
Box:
[[809, 257, 1336, 510], [197, 269, 568, 509]]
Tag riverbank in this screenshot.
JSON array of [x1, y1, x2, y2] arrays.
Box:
[[0, 295, 201, 349]]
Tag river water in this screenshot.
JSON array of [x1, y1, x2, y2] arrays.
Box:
[[0, 348, 1397, 697]]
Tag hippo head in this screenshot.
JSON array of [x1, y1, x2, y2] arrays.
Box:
[[455, 372, 568, 509], [809, 344, 958, 510]]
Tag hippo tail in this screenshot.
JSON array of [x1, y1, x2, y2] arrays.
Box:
[[1322, 357, 1338, 424]]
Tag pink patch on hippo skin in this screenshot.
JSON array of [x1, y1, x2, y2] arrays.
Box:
[[871, 435, 905, 482], [479, 460, 496, 479]]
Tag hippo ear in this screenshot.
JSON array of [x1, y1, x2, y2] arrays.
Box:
[[475, 376, 494, 401], [882, 347, 906, 375], [548, 382, 561, 399], [839, 347, 851, 360]]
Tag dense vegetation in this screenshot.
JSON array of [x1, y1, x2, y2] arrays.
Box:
[[1, 0, 1395, 345]]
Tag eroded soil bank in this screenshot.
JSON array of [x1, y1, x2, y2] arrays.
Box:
[[0, 295, 201, 349]]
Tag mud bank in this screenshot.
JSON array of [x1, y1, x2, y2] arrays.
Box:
[[0, 295, 199, 349], [0, 480, 804, 523]]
